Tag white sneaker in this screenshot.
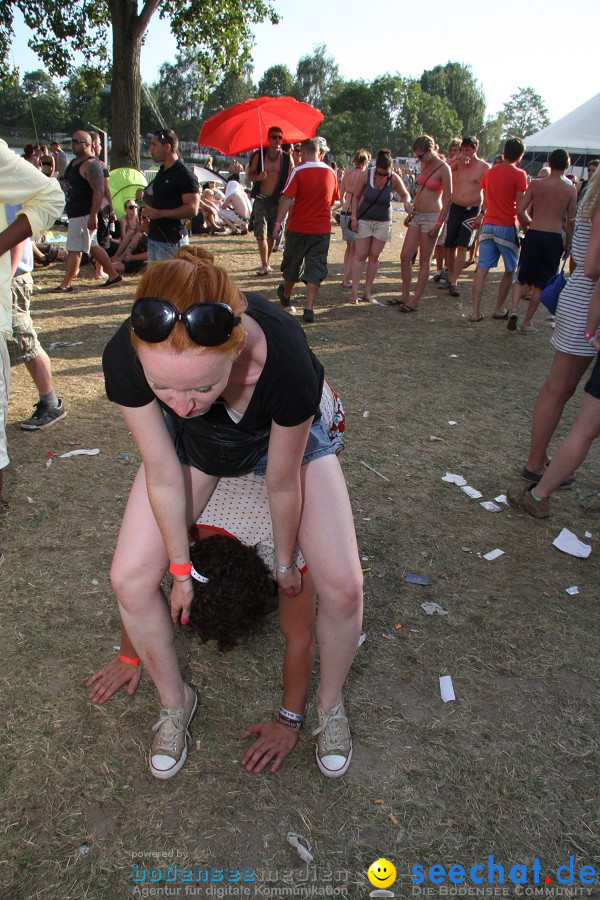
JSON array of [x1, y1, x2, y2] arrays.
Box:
[[313, 700, 352, 778]]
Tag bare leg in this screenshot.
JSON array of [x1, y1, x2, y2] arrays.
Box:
[[91, 245, 119, 281], [24, 350, 53, 396], [342, 241, 355, 286], [399, 226, 420, 304], [363, 237, 386, 300], [351, 236, 371, 303], [110, 464, 218, 708], [61, 251, 81, 288], [510, 280, 525, 314], [409, 231, 437, 308], [305, 283, 319, 312], [525, 351, 593, 474], [470, 266, 489, 320], [256, 238, 271, 273], [298, 455, 363, 713], [534, 393, 600, 499], [493, 269, 514, 316], [448, 246, 468, 287], [521, 287, 542, 328]]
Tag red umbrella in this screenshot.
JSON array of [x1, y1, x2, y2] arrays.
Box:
[[198, 96, 324, 156]]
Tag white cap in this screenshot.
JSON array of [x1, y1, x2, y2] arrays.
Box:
[[316, 136, 330, 153]]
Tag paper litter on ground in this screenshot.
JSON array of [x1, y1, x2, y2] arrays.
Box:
[[483, 548, 505, 561], [439, 675, 456, 702], [461, 485, 483, 499], [405, 573, 431, 585], [362, 411, 369, 417], [566, 586, 579, 596], [448, 420, 458, 426], [480, 500, 502, 512], [429, 435, 445, 442], [552, 528, 592, 559], [449, 354, 459, 358], [495, 494, 509, 505], [287, 833, 313, 864], [442, 472, 467, 486], [59, 448, 100, 458], [421, 602, 448, 616], [585, 531, 592, 539], [358, 633, 366, 647]]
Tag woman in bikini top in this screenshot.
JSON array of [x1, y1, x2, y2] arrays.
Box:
[[394, 133, 452, 312]]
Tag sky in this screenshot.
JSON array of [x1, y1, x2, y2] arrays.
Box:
[[9, 0, 599, 125]]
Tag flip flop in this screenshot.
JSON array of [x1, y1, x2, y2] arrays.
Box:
[[468, 315, 484, 322], [399, 303, 417, 313], [385, 298, 406, 307], [492, 310, 509, 320], [103, 275, 123, 287], [255, 268, 272, 276], [48, 285, 73, 293]]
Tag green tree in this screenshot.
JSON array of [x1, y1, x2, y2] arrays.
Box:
[[478, 113, 505, 159], [201, 67, 256, 122], [257, 64, 294, 98], [0, 0, 278, 168], [293, 43, 341, 113], [420, 62, 485, 136], [151, 54, 207, 141], [63, 64, 107, 131], [326, 75, 404, 156], [0, 69, 26, 128], [21, 69, 67, 136], [396, 80, 461, 155], [502, 87, 550, 139]]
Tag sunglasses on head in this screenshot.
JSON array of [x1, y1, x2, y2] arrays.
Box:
[[131, 297, 241, 347]]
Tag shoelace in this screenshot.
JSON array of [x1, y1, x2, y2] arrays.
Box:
[[152, 709, 189, 755], [312, 707, 348, 752]]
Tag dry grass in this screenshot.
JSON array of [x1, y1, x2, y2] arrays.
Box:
[[1, 222, 599, 899]]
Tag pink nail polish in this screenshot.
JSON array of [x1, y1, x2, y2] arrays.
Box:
[[181, 617, 188, 625]]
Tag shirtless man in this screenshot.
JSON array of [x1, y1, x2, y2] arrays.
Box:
[[219, 180, 252, 234], [508, 148, 577, 333], [445, 136, 490, 297], [247, 126, 292, 275]]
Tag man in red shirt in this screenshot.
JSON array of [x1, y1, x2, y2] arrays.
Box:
[[274, 138, 339, 323], [469, 138, 528, 322]]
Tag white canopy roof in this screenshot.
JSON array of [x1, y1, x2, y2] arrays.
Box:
[[526, 93, 600, 155]]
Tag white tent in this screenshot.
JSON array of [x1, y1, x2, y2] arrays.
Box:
[[525, 93, 600, 161]]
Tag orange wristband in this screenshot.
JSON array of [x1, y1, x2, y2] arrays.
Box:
[[119, 654, 140, 666], [169, 561, 192, 577]]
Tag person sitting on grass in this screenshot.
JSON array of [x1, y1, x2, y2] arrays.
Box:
[[111, 219, 149, 276]]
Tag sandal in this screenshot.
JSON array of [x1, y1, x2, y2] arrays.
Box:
[[385, 298, 406, 307], [468, 315, 484, 322], [492, 310, 509, 320], [399, 303, 417, 313]]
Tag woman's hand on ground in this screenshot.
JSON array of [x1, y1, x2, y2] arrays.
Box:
[[86, 659, 141, 705], [170, 577, 195, 625], [240, 720, 299, 774], [277, 564, 301, 598]]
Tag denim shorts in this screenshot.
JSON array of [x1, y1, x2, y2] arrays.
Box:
[[148, 236, 189, 262], [253, 419, 338, 476]]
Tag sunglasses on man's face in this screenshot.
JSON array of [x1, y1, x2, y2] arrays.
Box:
[[270, 134, 283, 140], [131, 297, 241, 347]]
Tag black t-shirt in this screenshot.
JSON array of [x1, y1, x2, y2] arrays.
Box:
[[148, 160, 199, 244], [102, 293, 324, 476]]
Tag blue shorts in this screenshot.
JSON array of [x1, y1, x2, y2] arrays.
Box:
[[477, 224, 519, 272], [253, 420, 339, 476], [147, 236, 189, 262]]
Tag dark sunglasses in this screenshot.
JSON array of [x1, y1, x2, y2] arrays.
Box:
[[125, 204, 137, 210], [131, 297, 241, 347], [270, 133, 283, 140]]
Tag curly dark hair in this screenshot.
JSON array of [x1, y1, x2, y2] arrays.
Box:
[[186, 535, 278, 651]]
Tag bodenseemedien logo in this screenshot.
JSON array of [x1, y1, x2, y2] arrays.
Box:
[[367, 858, 397, 897]]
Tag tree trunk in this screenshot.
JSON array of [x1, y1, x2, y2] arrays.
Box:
[[109, 0, 147, 169]]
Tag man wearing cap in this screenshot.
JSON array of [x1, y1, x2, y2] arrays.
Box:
[[274, 137, 339, 323], [247, 126, 293, 275], [444, 135, 489, 297]]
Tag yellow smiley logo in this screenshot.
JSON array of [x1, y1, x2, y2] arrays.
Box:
[[367, 858, 397, 889]]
